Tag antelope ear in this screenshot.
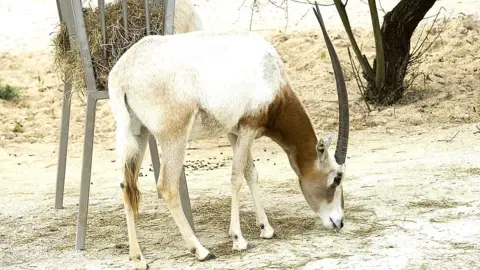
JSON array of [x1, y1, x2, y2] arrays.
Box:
[[317, 135, 332, 155]]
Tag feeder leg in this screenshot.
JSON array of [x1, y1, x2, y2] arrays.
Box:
[[75, 93, 97, 250], [149, 135, 161, 197], [55, 81, 72, 209], [179, 166, 195, 232]]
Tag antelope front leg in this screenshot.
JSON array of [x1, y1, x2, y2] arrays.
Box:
[[245, 153, 275, 239], [228, 133, 275, 240], [230, 171, 249, 250], [228, 130, 255, 250]]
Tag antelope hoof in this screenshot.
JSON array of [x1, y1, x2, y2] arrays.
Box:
[[232, 235, 249, 250], [260, 224, 275, 239], [129, 255, 148, 270], [195, 246, 215, 261], [199, 252, 216, 261]]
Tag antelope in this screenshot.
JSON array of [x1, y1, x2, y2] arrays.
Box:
[[108, 6, 348, 269]]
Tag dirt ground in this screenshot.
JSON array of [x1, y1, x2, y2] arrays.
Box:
[[1, 0, 479, 269]]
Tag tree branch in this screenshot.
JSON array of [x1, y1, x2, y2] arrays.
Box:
[[333, 0, 374, 80], [368, 0, 385, 89]]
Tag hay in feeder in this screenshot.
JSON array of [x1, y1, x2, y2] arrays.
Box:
[[52, 0, 167, 94]]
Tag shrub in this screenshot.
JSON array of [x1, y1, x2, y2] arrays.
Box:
[[0, 84, 20, 101]]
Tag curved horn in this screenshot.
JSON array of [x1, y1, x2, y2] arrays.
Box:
[[312, 2, 350, 165]]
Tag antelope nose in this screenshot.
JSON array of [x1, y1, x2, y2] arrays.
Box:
[[330, 217, 344, 229]]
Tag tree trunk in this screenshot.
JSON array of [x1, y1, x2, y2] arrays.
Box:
[[365, 0, 436, 105]]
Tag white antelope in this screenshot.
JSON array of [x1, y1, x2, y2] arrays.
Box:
[[108, 7, 349, 269]]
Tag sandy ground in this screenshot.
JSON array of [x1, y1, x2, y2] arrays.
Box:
[[1, 0, 480, 269]]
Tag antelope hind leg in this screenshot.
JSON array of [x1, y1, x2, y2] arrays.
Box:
[[156, 135, 215, 261], [118, 126, 150, 270]]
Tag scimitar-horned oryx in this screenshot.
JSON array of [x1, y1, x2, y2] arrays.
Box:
[[107, 4, 348, 269]]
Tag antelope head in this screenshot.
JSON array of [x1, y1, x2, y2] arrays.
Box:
[[299, 3, 350, 231]]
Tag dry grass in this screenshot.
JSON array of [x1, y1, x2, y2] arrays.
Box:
[[449, 241, 476, 250], [350, 222, 387, 237], [344, 204, 377, 222], [52, 0, 167, 94], [447, 167, 480, 177], [193, 196, 319, 256], [407, 199, 465, 209], [429, 215, 460, 223]]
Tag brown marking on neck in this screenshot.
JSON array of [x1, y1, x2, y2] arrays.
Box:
[[239, 83, 321, 179]]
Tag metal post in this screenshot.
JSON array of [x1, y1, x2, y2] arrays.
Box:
[[76, 94, 97, 250], [54, 0, 77, 209], [99, 0, 107, 58], [163, 0, 175, 35], [149, 136, 161, 186], [55, 81, 72, 209], [70, 0, 97, 91], [56, 0, 63, 21], [122, 0, 128, 35], [144, 0, 151, 35], [179, 166, 194, 231], [70, 0, 101, 250]]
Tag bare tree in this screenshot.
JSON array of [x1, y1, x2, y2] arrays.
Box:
[[332, 0, 438, 106], [251, 0, 440, 105]]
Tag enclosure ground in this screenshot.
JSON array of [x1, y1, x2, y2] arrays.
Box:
[[1, 124, 479, 269], [1, 0, 479, 269]]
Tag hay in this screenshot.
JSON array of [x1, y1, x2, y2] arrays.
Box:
[[192, 196, 319, 256], [407, 199, 465, 209], [52, 0, 167, 94]]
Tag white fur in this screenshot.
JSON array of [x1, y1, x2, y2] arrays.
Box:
[[109, 31, 285, 140], [319, 194, 344, 230]]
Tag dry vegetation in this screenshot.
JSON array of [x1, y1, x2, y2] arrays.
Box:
[[0, 83, 20, 101], [53, 0, 167, 93]]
